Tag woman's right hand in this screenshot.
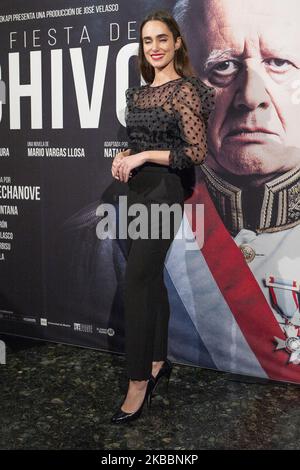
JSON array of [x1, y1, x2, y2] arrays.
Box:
[[112, 149, 132, 180]]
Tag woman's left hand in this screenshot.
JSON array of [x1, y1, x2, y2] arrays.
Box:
[[116, 152, 147, 183]]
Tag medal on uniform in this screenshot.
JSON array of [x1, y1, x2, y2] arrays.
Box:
[[266, 275, 300, 364]]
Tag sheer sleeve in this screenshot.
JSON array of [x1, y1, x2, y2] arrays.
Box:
[[169, 77, 216, 169], [125, 86, 135, 122], [124, 86, 139, 154]]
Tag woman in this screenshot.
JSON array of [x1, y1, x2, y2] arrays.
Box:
[[111, 9, 215, 424]]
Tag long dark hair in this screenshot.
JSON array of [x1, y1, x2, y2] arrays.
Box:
[[137, 9, 197, 84]]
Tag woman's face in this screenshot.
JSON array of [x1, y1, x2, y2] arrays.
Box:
[[141, 20, 179, 71]]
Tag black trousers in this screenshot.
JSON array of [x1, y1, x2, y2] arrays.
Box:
[[123, 164, 184, 380]]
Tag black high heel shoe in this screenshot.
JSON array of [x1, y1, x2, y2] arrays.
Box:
[[150, 359, 173, 400], [110, 377, 155, 424]]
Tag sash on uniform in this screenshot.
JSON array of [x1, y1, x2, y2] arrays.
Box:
[[184, 180, 300, 383]]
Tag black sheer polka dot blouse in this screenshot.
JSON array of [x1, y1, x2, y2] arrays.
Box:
[[124, 76, 216, 170]]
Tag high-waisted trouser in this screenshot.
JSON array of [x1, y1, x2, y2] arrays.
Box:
[[124, 164, 184, 381]]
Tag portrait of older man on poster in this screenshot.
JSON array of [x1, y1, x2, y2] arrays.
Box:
[[168, 0, 300, 381]]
